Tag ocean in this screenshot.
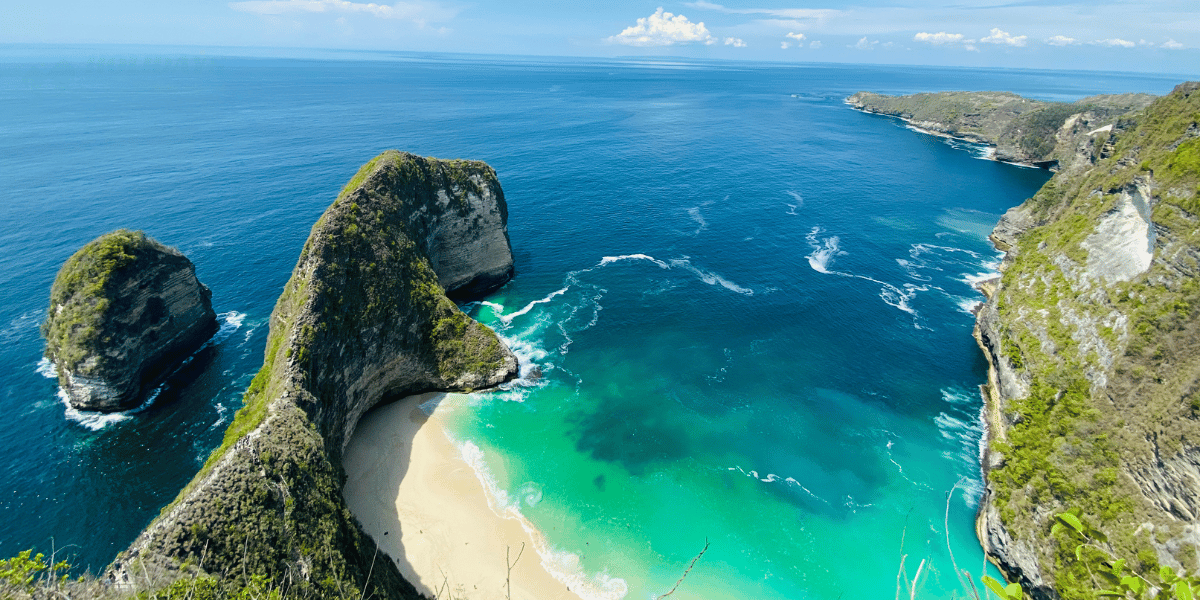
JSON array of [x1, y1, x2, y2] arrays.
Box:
[[0, 45, 1183, 597]]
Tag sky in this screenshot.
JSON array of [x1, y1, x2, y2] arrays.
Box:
[[2, 0, 1198, 75]]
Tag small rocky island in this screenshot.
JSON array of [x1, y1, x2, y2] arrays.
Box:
[[41, 230, 218, 412], [110, 151, 518, 599]]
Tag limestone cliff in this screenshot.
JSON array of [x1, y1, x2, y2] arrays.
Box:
[[111, 151, 519, 599], [41, 230, 218, 412], [846, 90, 1154, 170], [966, 82, 1200, 599]]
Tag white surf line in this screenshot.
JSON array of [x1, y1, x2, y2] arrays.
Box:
[[460, 440, 630, 600], [498, 288, 569, 324], [55, 310, 247, 430], [498, 252, 752, 326], [806, 226, 931, 325], [728, 465, 830, 504], [598, 253, 669, 269], [669, 259, 754, 296]]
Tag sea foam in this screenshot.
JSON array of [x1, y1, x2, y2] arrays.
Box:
[[807, 226, 928, 325], [57, 309, 246, 431], [460, 440, 630, 600]]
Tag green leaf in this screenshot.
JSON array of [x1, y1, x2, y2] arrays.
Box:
[[1162, 566, 1179, 584], [1112, 559, 1127, 574], [1176, 581, 1194, 600], [1057, 512, 1085, 535], [1097, 590, 1126, 597], [1076, 544, 1084, 561], [1097, 571, 1122, 586], [983, 575, 1008, 600], [1005, 582, 1023, 600], [1051, 522, 1064, 537], [1122, 576, 1144, 594]]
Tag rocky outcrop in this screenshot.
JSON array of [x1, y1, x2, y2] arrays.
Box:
[[41, 230, 218, 412], [110, 151, 519, 599], [846, 90, 1154, 170], [965, 82, 1200, 599]]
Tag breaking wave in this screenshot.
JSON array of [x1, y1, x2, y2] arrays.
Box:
[[460, 441, 629, 600]]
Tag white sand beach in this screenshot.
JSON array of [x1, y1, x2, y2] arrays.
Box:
[[342, 393, 582, 600]]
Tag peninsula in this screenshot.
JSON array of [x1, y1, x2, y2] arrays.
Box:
[[110, 150, 520, 599], [847, 90, 1155, 170]]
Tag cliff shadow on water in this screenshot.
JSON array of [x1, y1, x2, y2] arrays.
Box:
[[110, 150, 519, 599]]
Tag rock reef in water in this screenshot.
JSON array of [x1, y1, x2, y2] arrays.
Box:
[[962, 83, 1200, 599], [41, 230, 218, 412], [111, 151, 518, 599], [846, 90, 1155, 170]]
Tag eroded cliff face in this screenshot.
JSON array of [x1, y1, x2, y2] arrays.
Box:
[[971, 82, 1200, 600], [41, 230, 218, 412], [112, 151, 518, 599], [846, 90, 1154, 170]]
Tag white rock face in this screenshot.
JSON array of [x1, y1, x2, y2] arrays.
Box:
[[1083, 182, 1156, 283]]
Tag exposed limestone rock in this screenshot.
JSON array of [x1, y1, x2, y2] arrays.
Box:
[[41, 230, 218, 412], [1081, 180, 1156, 283], [110, 151, 518, 599], [963, 82, 1200, 599]]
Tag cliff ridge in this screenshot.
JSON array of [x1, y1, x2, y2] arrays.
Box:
[[111, 151, 519, 599], [967, 82, 1200, 599]]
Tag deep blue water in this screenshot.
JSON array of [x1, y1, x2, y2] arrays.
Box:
[[0, 45, 1182, 595]]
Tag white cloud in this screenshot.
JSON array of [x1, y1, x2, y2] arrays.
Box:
[[1046, 35, 1078, 46], [786, 32, 805, 41], [914, 31, 968, 45], [781, 41, 790, 49], [1162, 39, 1184, 49], [607, 7, 716, 46], [1094, 38, 1136, 48], [853, 37, 878, 50], [724, 37, 746, 47], [228, 0, 456, 25], [980, 28, 1026, 47], [810, 40, 822, 49]]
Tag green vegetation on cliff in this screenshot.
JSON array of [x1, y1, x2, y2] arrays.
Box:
[[41, 230, 158, 372], [114, 150, 517, 600], [980, 82, 1200, 599], [847, 90, 1155, 168]]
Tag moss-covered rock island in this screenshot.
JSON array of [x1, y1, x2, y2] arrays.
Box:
[[42, 230, 219, 412], [856, 83, 1200, 599], [110, 151, 519, 599]]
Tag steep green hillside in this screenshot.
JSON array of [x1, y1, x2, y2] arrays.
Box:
[[847, 90, 1154, 169], [974, 82, 1200, 600], [108, 151, 519, 599]]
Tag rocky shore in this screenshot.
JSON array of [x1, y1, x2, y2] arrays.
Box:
[[870, 83, 1200, 599], [846, 90, 1155, 170]]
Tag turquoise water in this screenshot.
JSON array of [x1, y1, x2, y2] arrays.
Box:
[[0, 46, 1183, 595]]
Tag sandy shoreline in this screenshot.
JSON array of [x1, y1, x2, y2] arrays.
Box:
[[342, 393, 583, 600]]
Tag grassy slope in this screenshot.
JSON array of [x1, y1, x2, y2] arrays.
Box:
[[985, 82, 1200, 598], [118, 151, 514, 600], [42, 230, 162, 374]]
